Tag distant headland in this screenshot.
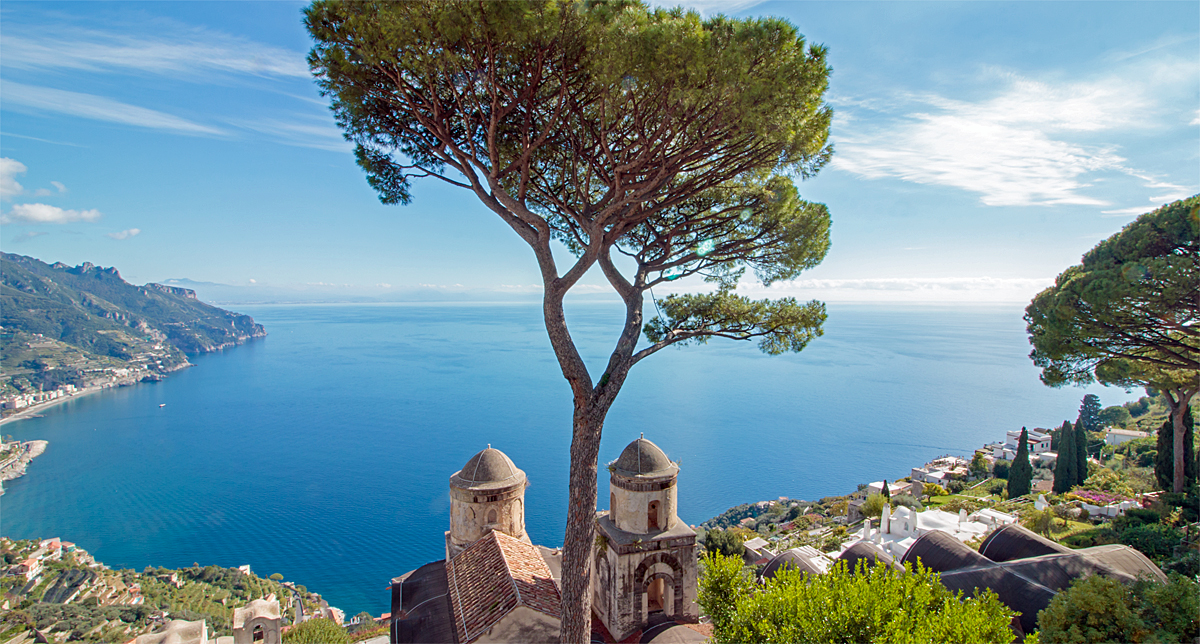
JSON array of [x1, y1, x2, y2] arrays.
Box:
[[0, 253, 266, 423]]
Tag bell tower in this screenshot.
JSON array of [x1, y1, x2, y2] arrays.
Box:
[[592, 436, 698, 641], [446, 445, 529, 559]]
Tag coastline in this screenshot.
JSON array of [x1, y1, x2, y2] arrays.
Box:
[[0, 439, 49, 494], [0, 386, 105, 427]]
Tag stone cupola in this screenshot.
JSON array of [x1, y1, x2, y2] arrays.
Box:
[[447, 445, 529, 559], [609, 435, 680, 534]]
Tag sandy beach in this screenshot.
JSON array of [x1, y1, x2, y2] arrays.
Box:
[[0, 387, 103, 427]]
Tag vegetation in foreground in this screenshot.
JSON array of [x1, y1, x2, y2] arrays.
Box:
[[1038, 573, 1199, 643], [698, 552, 1017, 644]]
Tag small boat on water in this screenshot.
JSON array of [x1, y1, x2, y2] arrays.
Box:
[[159, 404, 166, 408]]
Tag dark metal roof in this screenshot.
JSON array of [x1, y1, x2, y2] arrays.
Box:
[[612, 438, 675, 477], [760, 548, 824, 579], [392, 560, 458, 644], [978, 524, 1073, 562], [836, 542, 902, 572], [900, 528, 1169, 635], [901, 529, 992, 572]]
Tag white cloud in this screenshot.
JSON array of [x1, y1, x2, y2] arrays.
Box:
[[2, 203, 101, 224], [229, 116, 353, 153], [832, 76, 1142, 207], [1, 25, 307, 79], [1, 80, 225, 136], [832, 58, 1196, 207], [1, 158, 27, 198], [32, 181, 67, 197], [682, 276, 1058, 303], [106, 228, 140, 240], [1099, 205, 1157, 217]]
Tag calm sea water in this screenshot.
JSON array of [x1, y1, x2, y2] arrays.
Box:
[[0, 302, 1134, 614]]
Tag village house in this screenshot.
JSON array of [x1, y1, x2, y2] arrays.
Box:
[[1105, 428, 1150, 445]]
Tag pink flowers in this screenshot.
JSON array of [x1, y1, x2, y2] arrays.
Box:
[[1068, 490, 1130, 506]]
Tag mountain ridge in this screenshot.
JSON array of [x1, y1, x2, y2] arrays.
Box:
[[1, 252, 266, 399]]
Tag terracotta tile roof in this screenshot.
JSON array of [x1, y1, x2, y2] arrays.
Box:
[[445, 531, 561, 643]]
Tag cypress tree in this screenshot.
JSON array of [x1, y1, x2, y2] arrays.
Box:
[[881, 479, 891, 502], [1008, 427, 1033, 498], [1053, 421, 1076, 494], [1074, 415, 1090, 486], [1156, 408, 1196, 492]]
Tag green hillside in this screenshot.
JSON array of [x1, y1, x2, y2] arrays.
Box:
[[1, 253, 265, 399]]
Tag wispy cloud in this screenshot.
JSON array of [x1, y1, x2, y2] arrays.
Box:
[[229, 116, 353, 153], [2, 203, 101, 224], [1, 80, 226, 136], [832, 58, 1196, 208], [1, 158, 27, 199], [732, 277, 1055, 303], [1, 25, 307, 79], [1101, 173, 1195, 217], [0, 131, 86, 148], [832, 76, 1141, 207], [10, 231, 48, 243], [106, 228, 141, 240]]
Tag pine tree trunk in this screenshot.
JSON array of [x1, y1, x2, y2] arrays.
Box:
[[559, 410, 603, 644]]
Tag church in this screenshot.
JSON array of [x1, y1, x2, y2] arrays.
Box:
[[389, 437, 701, 643]]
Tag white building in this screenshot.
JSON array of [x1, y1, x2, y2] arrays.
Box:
[[1105, 429, 1150, 446], [838, 505, 1016, 562]]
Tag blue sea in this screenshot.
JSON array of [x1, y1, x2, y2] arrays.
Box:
[[0, 302, 1135, 615]]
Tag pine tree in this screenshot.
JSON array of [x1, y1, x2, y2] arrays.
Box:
[[1053, 421, 1076, 494], [1008, 427, 1033, 498], [1078, 394, 1102, 433], [1074, 415, 1090, 486], [1155, 407, 1196, 492]]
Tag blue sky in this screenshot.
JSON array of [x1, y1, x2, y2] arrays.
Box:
[[1, 1, 1196, 303]]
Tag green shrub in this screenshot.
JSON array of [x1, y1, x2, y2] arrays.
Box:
[[1059, 527, 1121, 549], [699, 555, 1015, 644], [705, 529, 746, 558], [1111, 507, 1161, 531], [1163, 551, 1200, 578], [860, 493, 887, 518], [890, 493, 924, 511], [941, 497, 984, 514], [1119, 524, 1182, 562], [1038, 574, 1199, 643], [283, 619, 350, 644]]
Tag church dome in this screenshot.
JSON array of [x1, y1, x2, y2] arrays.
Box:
[[450, 446, 525, 489], [612, 437, 676, 477]]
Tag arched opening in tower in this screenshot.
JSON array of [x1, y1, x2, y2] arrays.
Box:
[[648, 500, 660, 530], [647, 577, 665, 613]]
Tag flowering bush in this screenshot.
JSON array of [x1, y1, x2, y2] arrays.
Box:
[[1067, 490, 1131, 506]]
